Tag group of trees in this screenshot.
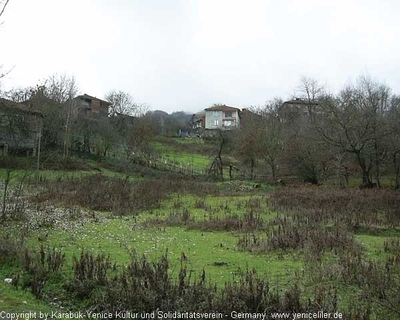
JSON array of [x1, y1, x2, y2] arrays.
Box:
[[235, 76, 400, 188], [0, 74, 153, 161], [1, 67, 198, 166], [2, 68, 400, 189]]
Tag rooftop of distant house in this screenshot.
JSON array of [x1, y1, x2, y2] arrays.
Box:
[[75, 94, 111, 105], [0, 97, 43, 116], [204, 105, 241, 112], [282, 98, 319, 105]]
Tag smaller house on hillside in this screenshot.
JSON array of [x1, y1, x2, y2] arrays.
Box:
[[111, 112, 138, 134], [204, 105, 241, 130], [74, 94, 111, 119], [240, 108, 262, 128], [279, 98, 318, 123], [0, 98, 43, 155], [189, 113, 205, 130]]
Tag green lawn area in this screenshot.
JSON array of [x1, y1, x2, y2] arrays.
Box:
[[153, 141, 211, 171], [1, 158, 400, 317], [19, 194, 298, 286]]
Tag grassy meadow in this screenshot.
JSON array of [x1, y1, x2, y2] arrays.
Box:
[[1, 140, 400, 319]]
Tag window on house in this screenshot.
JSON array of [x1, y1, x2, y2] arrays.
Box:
[[213, 120, 219, 126], [225, 111, 233, 118]]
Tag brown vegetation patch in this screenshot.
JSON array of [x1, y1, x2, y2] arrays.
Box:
[[269, 187, 400, 229], [31, 174, 219, 215]]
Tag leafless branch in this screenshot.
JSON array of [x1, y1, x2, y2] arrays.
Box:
[[0, 64, 14, 79], [0, 0, 10, 18]]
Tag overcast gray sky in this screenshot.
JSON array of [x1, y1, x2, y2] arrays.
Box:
[[1, 0, 399, 113]]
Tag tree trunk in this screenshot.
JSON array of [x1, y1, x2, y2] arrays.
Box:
[[374, 140, 381, 188], [250, 158, 254, 180], [216, 131, 224, 180], [356, 151, 374, 188], [270, 161, 276, 181], [1, 169, 11, 221], [394, 151, 400, 189]]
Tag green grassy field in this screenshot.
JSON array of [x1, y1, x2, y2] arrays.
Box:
[[152, 140, 211, 171], [1, 156, 400, 318], [18, 194, 300, 287]]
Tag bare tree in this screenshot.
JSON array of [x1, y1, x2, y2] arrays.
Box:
[[298, 76, 325, 102], [357, 76, 391, 187], [236, 101, 283, 181], [106, 90, 139, 117], [1, 167, 11, 221], [208, 130, 226, 181], [258, 99, 284, 181], [18, 75, 79, 155], [61, 77, 78, 157], [3, 83, 67, 150], [0, 0, 9, 19], [307, 76, 392, 187], [297, 76, 326, 121], [235, 127, 258, 180], [6, 75, 80, 156], [387, 95, 400, 188], [43, 74, 79, 104], [92, 118, 120, 157], [138, 102, 150, 116], [0, 0, 11, 79], [123, 121, 154, 162]]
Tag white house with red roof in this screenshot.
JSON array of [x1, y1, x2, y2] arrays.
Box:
[[204, 105, 241, 130]]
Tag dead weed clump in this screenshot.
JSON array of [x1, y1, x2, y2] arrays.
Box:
[[144, 208, 194, 228], [145, 210, 265, 232], [5, 246, 397, 318], [269, 187, 400, 229], [62, 251, 343, 315], [191, 211, 265, 232], [65, 251, 114, 301], [383, 237, 400, 255], [237, 222, 361, 255], [19, 245, 66, 298], [326, 251, 400, 317]]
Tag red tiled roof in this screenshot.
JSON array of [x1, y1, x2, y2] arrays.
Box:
[[75, 94, 111, 105], [204, 105, 240, 112]]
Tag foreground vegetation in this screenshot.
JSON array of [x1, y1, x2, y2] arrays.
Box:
[[1, 159, 400, 319]]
